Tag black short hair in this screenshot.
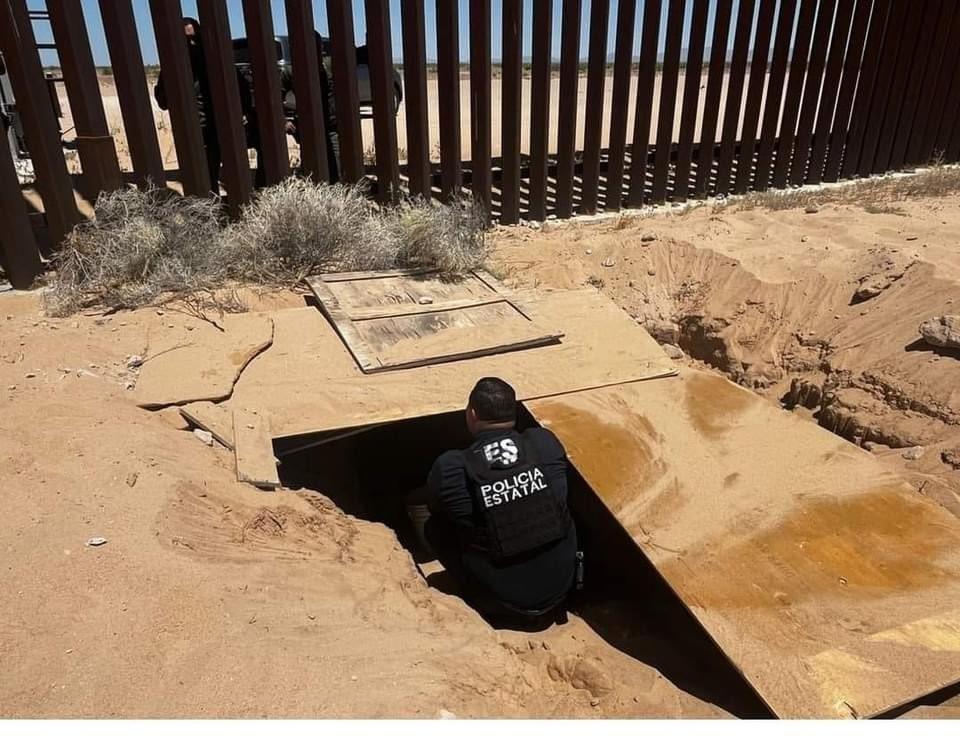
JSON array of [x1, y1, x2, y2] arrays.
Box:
[[469, 377, 517, 423], [182, 17, 200, 33]]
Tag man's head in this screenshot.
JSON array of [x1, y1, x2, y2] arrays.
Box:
[[466, 377, 517, 435], [183, 17, 200, 46]]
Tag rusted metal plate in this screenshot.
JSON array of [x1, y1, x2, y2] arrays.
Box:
[[528, 372, 960, 719]]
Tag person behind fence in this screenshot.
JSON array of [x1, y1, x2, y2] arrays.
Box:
[[408, 377, 579, 619], [153, 17, 224, 192]]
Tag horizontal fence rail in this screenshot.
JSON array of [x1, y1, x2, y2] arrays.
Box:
[[3, 0, 960, 290]]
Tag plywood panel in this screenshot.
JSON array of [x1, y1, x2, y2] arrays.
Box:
[[308, 271, 559, 372], [133, 312, 275, 409], [227, 290, 677, 440], [233, 409, 280, 489], [527, 371, 960, 719]]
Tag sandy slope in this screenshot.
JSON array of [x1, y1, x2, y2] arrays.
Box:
[[490, 188, 960, 516]]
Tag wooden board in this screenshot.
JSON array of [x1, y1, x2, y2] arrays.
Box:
[[897, 705, 960, 720], [526, 371, 960, 719], [233, 409, 280, 489], [307, 270, 561, 373], [179, 401, 235, 450], [133, 313, 274, 409], [226, 289, 677, 440]]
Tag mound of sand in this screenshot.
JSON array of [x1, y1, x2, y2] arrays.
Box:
[[491, 190, 960, 517]]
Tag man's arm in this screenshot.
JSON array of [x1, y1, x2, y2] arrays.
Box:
[[427, 451, 476, 541]]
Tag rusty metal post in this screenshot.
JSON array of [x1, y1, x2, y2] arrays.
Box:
[[241, 0, 290, 185], [325, 0, 364, 183], [0, 118, 43, 288], [285, 0, 330, 183], [365, 0, 400, 203], [98, 0, 166, 188], [0, 0, 80, 247], [148, 0, 211, 196], [47, 0, 123, 199], [197, 0, 253, 214]]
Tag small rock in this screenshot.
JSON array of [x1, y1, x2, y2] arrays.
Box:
[[601, 257, 615, 268], [85, 537, 108, 547], [7, 385, 15, 391], [640, 233, 657, 242], [804, 205, 819, 214], [662, 344, 684, 360], [801, 235, 809, 242], [584, 248, 593, 255], [919, 315, 960, 350], [126, 355, 144, 369], [852, 284, 884, 303], [905, 235, 918, 241], [418, 296, 434, 305], [437, 709, 457, 720], [126, 472, 139, 488], [193, 429, 214, 446], [940, 447, 960, 470], [590, 698, 600, 707], [647, 268, 656, 276], [350, 675, 358, 682], [646, 319, 680, 345], [24, 372, 36, 379], [902, 446, 925, 461], [124, 382, 135, 390], [528, 220, 541, 230]]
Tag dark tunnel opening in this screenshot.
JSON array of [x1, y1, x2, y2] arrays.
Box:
[[275, 407, 771, 718]]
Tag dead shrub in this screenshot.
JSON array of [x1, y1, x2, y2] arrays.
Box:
[[217, 177, 399, 283], [44, 177, 489, 315], [44, 185, 224, 315], [394, 196, 488, 274]]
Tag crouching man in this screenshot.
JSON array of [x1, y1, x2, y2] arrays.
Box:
[[411, 377, 579, 621]]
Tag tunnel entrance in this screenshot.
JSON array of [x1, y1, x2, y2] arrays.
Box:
[[275, 407, 770, 718]]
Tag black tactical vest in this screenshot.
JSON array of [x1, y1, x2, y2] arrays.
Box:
[[463, 433, 570, 562]]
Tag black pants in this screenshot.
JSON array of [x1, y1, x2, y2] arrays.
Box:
[[202, 124, 221, 192]]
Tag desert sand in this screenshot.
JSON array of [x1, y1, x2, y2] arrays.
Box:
[[2, 174, 960, 718]]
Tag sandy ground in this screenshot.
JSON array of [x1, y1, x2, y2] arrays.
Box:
[[0, 288, 731, 718], [3, 176, 960, 718], [490, 180, 960, 517]]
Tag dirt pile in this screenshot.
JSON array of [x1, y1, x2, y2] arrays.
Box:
[[491, 189, 960, 515]]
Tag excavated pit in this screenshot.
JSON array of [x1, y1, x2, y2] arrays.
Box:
[[276, 409, 769, 718]]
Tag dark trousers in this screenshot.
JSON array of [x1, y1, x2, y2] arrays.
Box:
[[203, 124, 221, 192]]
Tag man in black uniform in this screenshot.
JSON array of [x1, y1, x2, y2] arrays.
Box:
[[153, 18, 226, 192], [415, 377, 578, 618]]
